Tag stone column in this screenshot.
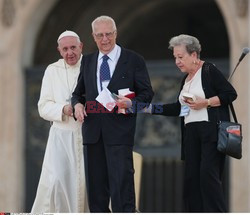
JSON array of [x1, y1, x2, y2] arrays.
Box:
[[0, 0, 25, 211], [0, 0, 58, 211], [230, 0, 250, 212], [216, 0, 250, 212]]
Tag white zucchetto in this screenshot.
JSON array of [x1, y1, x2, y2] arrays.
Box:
[[57, 30, 80, 43]]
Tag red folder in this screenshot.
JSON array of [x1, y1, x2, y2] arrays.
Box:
[[125, 92, 135, 99], [118, 92, 135, 114]]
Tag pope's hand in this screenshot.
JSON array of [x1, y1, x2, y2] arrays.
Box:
[[74, 103, 87, 122], [63, 104, 73, 116]]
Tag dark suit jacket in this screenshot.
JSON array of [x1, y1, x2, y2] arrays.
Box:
[[72, 46, 154, 145], [152, 62, 237, 159]]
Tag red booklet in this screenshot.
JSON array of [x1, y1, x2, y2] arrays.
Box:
[[125, 92, 135, 99], [117, 91, 135, 114]]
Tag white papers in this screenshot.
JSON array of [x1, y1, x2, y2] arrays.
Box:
[[118, 88, 133, 96], [95, 87, 116, 111]]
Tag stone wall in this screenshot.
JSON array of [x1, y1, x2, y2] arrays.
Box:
[[0, 0, 57, 212], [0, 0, 250, 212]]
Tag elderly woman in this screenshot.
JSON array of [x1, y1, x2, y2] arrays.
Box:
[[151, 34, 237, 212]]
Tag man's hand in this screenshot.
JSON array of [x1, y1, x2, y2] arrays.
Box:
[[74, 103, 87, 122], [63, 104, 73, 116], [116, 96, 132, 109], [115, 96, 132, 114]]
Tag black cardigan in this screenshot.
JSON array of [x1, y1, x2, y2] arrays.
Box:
[[153, 62, 237, 159]]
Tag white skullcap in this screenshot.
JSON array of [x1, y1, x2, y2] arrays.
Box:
[[57, 30, 80, 43]]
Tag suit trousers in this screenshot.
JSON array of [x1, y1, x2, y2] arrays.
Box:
[[83, 135, 136, 212], [183, 121, 227, 212]]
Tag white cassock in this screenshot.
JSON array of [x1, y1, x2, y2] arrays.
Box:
[[31, 56, 88, 213]]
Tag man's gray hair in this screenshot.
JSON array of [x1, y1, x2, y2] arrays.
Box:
[[169, 34, 201, 58], [91, 15, 117, 33]]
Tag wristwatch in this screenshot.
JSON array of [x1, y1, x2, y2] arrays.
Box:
[[207, 98, 211, 108]]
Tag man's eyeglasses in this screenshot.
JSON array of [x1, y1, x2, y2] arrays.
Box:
[[94, 31, 116, 40]]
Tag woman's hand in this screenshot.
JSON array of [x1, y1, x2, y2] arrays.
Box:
[[184, 97, 208, 110], [184, 95, 221, 110]]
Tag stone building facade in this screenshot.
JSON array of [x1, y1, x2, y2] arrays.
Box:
[[0, 0, 249, 212]]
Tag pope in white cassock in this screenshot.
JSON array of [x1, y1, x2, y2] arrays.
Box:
[[31, 31, 88, 213]]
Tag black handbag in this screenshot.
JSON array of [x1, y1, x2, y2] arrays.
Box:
[[217, 103, 242, 159]]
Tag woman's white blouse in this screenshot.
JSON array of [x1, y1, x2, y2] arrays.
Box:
[[179, 68, 209, 124]]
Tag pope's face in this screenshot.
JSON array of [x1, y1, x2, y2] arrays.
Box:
[[57, 36, 83, 65], [92, 21, 117, 55]]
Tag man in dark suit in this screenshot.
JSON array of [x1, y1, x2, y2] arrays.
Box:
[[72, 15, 154, 212]]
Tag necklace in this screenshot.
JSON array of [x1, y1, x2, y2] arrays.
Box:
[[185, 60, 203, 91], [188, 80, 192, 93], [64, 61, 78, 103]]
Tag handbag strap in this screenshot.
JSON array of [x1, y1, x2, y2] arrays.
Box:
[[229, 103, 238, 123], [204, 63, 238, 124]]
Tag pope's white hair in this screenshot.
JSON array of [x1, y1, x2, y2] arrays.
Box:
[[57, 30, 80, 44]]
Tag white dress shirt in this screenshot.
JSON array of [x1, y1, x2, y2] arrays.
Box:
[[97, 44, 121, 93]]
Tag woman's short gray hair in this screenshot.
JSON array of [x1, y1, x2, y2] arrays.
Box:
[[91, 15, 117, 33], [169, 34, 201, 58]]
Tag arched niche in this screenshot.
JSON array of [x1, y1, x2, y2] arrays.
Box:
[[33, 0, 228, 65]]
